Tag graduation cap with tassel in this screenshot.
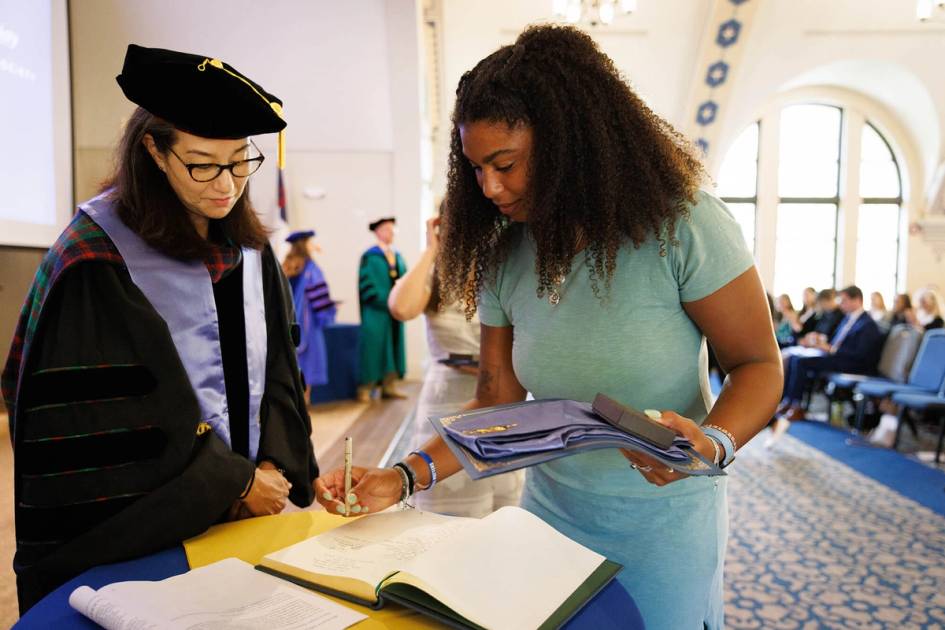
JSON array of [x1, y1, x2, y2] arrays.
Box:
[[116, 43, 288, 208]]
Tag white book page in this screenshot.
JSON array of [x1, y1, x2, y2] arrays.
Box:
[[263, 509, 475, 588], [394, 506, 606, 630], [68, 557, 366, 630]]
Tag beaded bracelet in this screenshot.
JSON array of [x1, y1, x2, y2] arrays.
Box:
[[702, 423, 738, 452], [392, 463, 412, 505], [410, 450, 437, 490], [706, 435, 722, 466], [392, 462, 415, 498], [701, 424, 736, 469]]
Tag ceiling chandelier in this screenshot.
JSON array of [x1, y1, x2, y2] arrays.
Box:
[[917, 0, 945, 20], [551, 0, 638, 27]]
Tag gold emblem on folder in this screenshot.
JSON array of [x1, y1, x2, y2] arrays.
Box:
[[460, 423, 518, 436], [196, 422, 212, 436]]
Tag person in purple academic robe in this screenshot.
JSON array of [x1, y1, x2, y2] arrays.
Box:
[[283, 230, 337, 395]]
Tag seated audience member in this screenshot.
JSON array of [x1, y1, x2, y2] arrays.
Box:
[[774, 294, 799, 346], [908, 287, 944, 332], [797, 286, 817, 328], [781, 289, 843, 364], [772, 286, 883, 432], [888, 292, 912, 327], [869, 291, 889, 326], [387, 215, 523, 517], [1, 45, 319, 611], [796, 288, 843, 347], [860, 289, 943, 448]]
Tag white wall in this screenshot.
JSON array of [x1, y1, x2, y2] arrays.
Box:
[[70, 0, 429, 377], [431, 0, 945, 294]]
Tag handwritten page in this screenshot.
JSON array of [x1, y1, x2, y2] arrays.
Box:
[[391, 506, 606, 630], [263, 510, 474, 589], [69, 557, 366, 630]]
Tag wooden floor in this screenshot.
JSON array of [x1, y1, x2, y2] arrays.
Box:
[[0, 382, 419, 626]]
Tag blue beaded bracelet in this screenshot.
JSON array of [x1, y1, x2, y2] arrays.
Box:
[[410, 450, 437, 490], [701, 425, 736, 469]]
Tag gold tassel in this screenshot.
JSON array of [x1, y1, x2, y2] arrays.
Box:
[[271, 102, 286, 170], [199, 58, 287, 170]]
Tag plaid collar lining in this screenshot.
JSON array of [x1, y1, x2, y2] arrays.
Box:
[[2, 211, 245, 417]]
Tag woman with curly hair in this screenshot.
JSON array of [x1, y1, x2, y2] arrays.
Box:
[[316, 24, 782, 628]]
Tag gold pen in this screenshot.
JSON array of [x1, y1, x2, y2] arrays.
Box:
[[343, 436, 353, 517]]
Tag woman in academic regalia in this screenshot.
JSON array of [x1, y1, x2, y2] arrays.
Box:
[[2, 44, 318, 612], [283, 230, 337, 397]]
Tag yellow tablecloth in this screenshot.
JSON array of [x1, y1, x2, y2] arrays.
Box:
[[184, 511, 445, 629]]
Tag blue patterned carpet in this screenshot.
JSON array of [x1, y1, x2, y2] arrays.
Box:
[[726, 424, 945, 629]]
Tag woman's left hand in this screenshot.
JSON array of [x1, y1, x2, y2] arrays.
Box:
[[619, 410, 716, 487]]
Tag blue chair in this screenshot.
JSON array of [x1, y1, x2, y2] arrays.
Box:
[[850, 329, 945, 431], [824, 324, 921, 423], [891, 390, 945, 463]]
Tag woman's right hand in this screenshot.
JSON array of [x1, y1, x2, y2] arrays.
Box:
[[315, 466, 403, 516], [242, 467, 292, 516]]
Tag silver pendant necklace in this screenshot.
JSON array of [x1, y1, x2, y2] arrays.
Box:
[[548, 275, 567, 306]]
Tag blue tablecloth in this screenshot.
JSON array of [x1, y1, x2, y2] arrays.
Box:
[[14, 546, 644, 629], [14, 547, 187, 629], [311, 323, 361, 404]]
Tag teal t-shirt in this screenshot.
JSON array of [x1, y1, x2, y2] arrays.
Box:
[[478, 190, 755, 498]]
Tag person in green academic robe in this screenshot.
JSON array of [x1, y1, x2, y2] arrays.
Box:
[[357, 217, 407, 400]]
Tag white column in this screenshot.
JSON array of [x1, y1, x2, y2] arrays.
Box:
[[754, 110, 780, 292], [386, 0, 427, 379], [837, 110, 864, 288]]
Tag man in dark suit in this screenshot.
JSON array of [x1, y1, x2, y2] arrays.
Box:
[[776, 285, 883, 423]]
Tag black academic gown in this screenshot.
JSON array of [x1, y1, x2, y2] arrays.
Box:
[[11, 245, 318, 612]]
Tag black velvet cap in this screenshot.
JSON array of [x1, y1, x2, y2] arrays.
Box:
[[116, 44, 286, 139], [369, 217, 396, 231]]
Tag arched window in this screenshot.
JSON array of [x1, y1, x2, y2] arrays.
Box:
[[716, 99, 904, 307], [717, 122, 759, 254], [774, 104, 842, 303], [856, 123, 903, 303]]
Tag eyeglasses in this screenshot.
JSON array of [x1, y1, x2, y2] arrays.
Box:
[[167, 140, 265, 182]]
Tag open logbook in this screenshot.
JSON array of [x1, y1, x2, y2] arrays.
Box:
[[256, 506, 621, 630]]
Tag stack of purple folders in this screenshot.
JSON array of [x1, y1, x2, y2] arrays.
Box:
[[430, 398, 724, 479]]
